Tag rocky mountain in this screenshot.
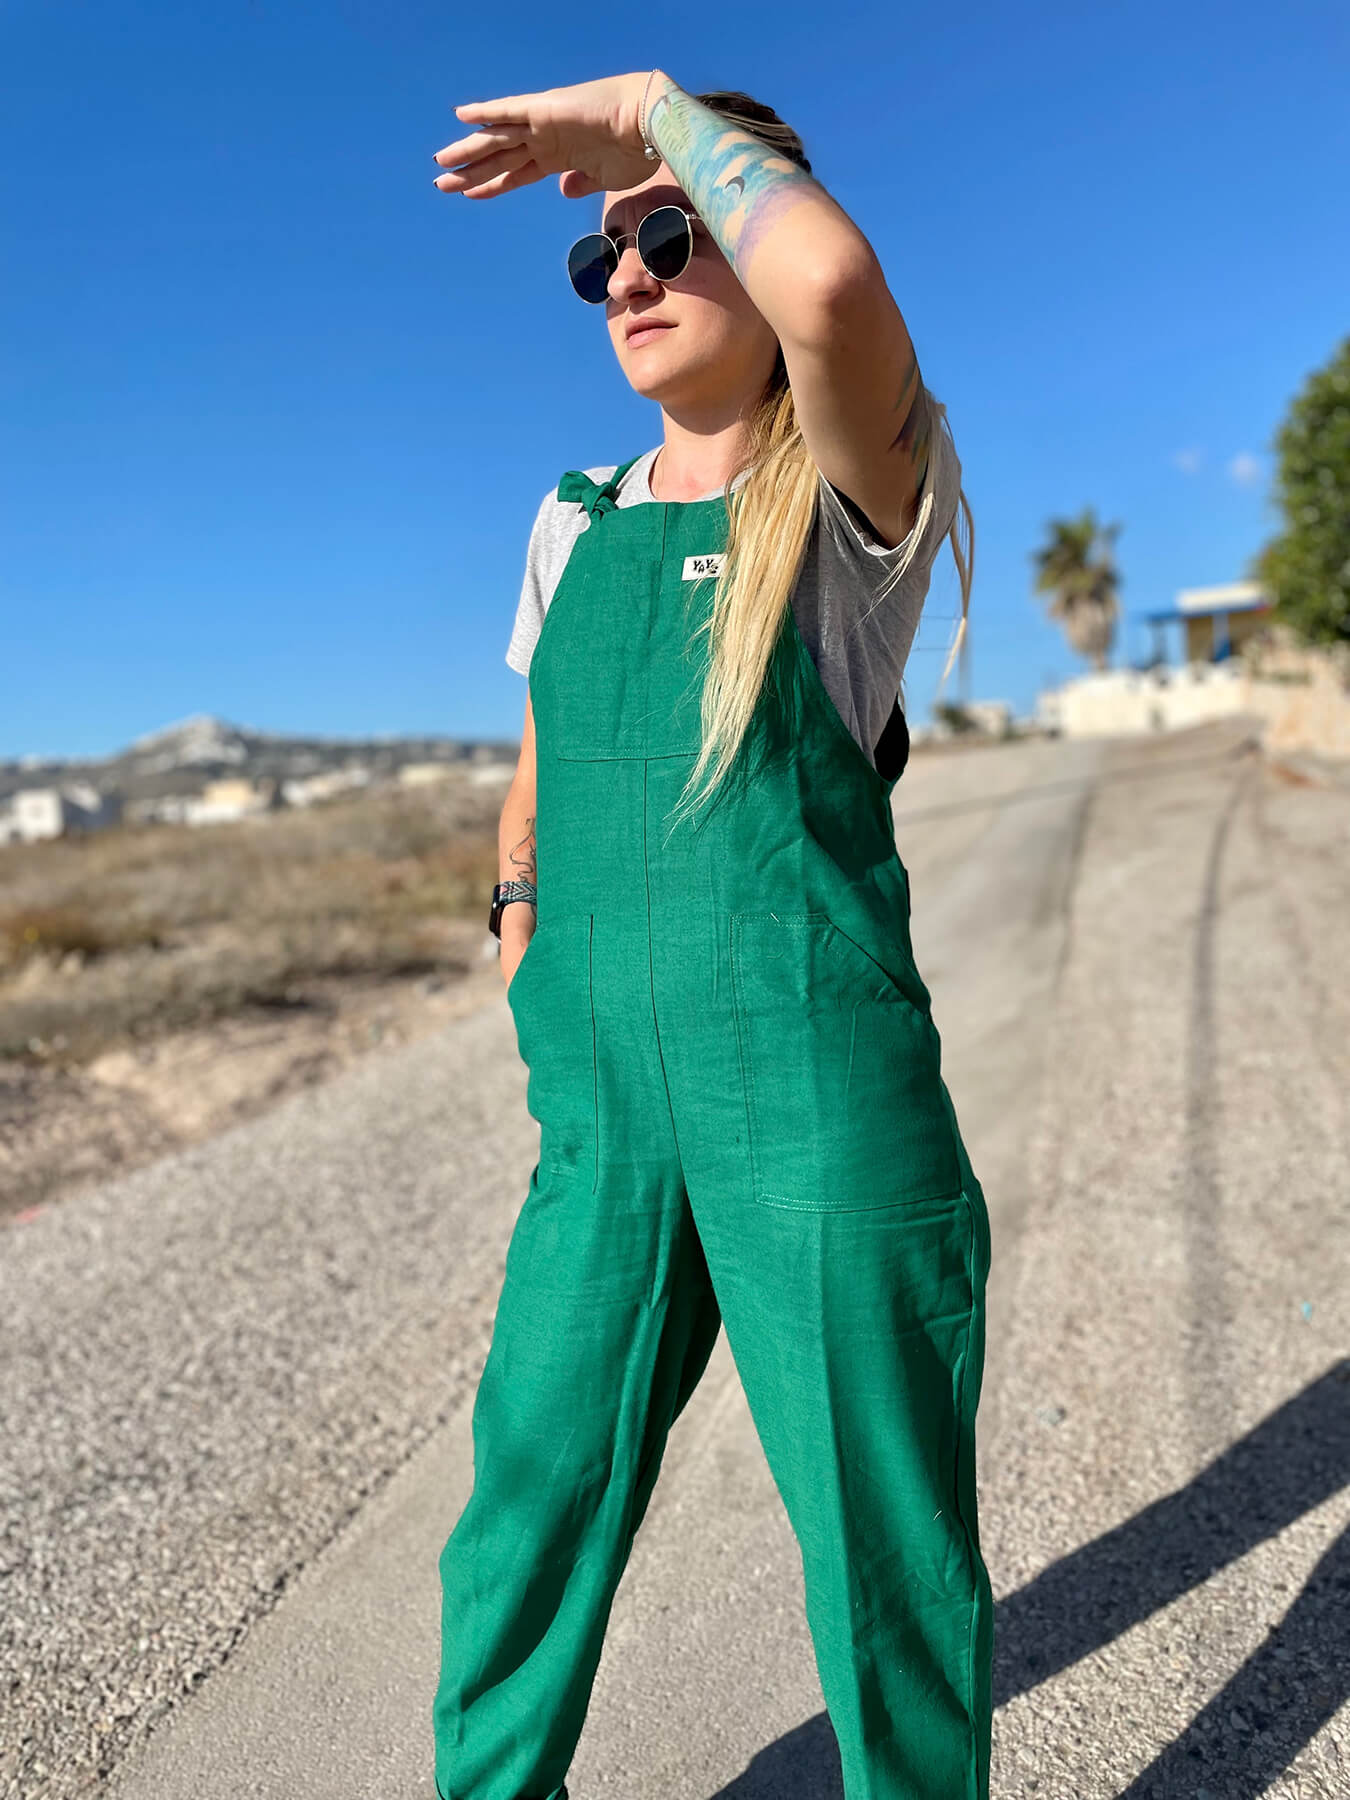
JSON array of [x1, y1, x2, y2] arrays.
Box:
[[0, 714, 518, 805]]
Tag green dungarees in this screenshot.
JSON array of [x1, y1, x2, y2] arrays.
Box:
[[433, 459, 994, 1800]]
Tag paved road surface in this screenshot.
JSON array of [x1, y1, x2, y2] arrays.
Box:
[[2, 721, 1346, 1799]]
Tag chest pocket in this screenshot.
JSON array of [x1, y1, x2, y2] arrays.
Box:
[[530, 543, 711, 763]]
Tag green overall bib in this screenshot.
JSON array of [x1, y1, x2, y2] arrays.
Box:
[[433, 459, 993, 1800]]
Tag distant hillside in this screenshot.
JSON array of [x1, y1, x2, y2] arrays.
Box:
[[0, 714, 519, 805]]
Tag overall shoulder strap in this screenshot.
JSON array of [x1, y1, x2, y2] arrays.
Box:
[[556, 455, 644, 519]]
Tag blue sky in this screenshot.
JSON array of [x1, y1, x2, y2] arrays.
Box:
[[3, 0, 1346, 760]]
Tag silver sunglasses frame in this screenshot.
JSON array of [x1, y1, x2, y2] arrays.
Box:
[[565, 206, 701, 305]]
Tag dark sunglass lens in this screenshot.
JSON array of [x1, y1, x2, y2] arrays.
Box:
[[567, 234, 616, 303], [638, 206, 692, 281]]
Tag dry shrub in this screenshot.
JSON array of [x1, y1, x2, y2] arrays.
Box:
[[0, 776, 508, 1063], [0, 904, 167, 966]]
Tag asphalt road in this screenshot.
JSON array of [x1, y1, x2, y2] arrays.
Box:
[[2, 720, 1346, 1800]]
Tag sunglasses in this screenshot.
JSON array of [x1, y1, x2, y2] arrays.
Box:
[[566, 205, 701, 305]]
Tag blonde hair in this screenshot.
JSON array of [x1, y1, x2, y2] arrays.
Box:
[[664, 89, 975, 835]]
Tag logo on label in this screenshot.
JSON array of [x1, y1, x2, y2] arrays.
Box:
[[682, 553, 725, 581]]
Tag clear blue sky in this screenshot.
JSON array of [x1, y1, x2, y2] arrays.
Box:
[[3, 0, 1346, 760]]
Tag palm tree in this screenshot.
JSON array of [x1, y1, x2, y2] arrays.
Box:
[[1031, 508, 1123, 669]]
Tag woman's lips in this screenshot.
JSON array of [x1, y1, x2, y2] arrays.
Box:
[[626, 324, 673, 348]]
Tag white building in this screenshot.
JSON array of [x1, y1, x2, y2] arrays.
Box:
[[281, 767, 374, 806], [398, 761, 457, 787], [1036, 662, 1248, 737], [1038, 579, 1271, 739], [0, 784, 124, 842], [181, 777, 280, 825]]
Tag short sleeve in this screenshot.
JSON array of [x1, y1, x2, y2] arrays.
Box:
[[794, 392, 964, 764], [505, 489, 557, 677], [816, 389, 962, 596]]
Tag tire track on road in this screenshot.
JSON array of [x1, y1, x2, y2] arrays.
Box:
[[1181, 750, 1252, 1460]]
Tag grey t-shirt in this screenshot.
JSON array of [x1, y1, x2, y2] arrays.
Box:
[[506, 401, 962, 769]]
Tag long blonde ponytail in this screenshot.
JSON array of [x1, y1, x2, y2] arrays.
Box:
[[664, 90, 974, 836]]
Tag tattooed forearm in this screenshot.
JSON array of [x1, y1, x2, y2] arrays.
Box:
[[644, 74, 824, 290], [507, 816, 536, 884]]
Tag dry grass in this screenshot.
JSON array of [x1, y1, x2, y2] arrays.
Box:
[[0, 776, 505, 1064]]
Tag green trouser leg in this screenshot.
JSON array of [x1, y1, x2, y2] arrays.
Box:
[[434, 1092, 991, 1800], [432, 1151, 722, 1800], [684, 1138, 993, 1800]]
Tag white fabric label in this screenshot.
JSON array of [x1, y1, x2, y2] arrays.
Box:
[[682, 553, 725, 581]]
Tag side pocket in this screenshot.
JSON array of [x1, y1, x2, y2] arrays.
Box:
[[507, 912, 597, 1189], [730, 910, 961, 1212]]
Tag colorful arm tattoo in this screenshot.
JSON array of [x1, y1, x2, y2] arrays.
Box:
[[645, 73, 928, 494], [643, 74, 825, 291]]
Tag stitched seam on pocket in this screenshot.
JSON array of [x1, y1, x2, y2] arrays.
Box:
[[530, 913, 597, 1184], [556, 742, 649, 762], [729, 914, 762, 1204], [824, 917, 928, 1013], [587, 913, 597, 1195], [951, 1187, 983, 1788], [738, 908, 923, 1014], [754, 1183, 967, 1215]]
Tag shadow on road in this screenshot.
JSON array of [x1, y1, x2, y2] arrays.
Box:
[[710, 1712, 844, 1800], [712, 1359, 1349, 1800]]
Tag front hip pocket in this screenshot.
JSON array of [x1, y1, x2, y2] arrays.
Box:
[[507, 911, 597, 1188], [730, 910, 962, 1212]]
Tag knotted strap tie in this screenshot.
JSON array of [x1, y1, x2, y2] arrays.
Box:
[[557, 467, 626, 520]]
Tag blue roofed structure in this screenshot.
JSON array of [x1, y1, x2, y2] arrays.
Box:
[[1140, 581, 1272, 667]]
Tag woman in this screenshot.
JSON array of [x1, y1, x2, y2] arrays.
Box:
[[430, 70, 992, 1800]]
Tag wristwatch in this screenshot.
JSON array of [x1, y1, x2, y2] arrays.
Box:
[[489, 879, 537, 939]]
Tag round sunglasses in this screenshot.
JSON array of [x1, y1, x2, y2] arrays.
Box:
[[566, 205, 701, 305]]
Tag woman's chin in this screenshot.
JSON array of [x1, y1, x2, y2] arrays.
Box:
[[620, 353, 703, 405], [623, 364, 682, 402]]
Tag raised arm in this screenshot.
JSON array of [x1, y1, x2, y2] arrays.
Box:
[[436, 70, 932, 551], [642, 72, 931, 549]]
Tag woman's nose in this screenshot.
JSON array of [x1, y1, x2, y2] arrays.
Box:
[[609, 245, 660, 304]]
